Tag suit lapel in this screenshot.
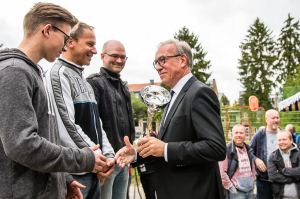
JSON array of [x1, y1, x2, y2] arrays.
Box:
[[158, 76, 197, 140]]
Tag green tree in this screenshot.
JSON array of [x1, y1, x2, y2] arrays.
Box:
[[131, 93, 147, 123], [174, 26, 212, 83], [277, 14, 300, 83], [220, 94, 230, 106], [0, 43, 3, 49], [238, 18, 279, 110], [231, 100, 240, 107]]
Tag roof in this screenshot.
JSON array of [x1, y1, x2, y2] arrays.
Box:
[[279, 92, 300, 111], [128, 82, 161, 92]]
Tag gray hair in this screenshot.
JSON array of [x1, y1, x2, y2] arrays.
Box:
[[157, 39, 193, 70], [285, 124, 295, 131]]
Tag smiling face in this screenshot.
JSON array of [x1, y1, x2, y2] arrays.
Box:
[[44, 22, 71, 62], [69, 28, 97, 66], [277, 130, 293, 153], [101, 41, 126, 74], [155, 44, 186, 88], [231, 125, 246, 147]]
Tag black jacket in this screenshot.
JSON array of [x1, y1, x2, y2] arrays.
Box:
[[87, 67, 135, 152], [268, 147, 300, 199]]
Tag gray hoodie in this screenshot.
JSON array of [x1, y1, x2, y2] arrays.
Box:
[[0, 48, 95, 199]]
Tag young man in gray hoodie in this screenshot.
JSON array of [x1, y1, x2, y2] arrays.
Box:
[[0, 3, 107, 199], [268, 130, 300, 199]]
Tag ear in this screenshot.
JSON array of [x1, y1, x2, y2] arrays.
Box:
[[67, 37, 76, 49], [42, 24, 52, 38], [179, 54, 188, 68], [100, 53, 105, 61]]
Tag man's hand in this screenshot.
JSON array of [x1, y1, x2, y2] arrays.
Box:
[[137, 137, 165, 158], [66, 180, 86, 199], [89, 145, 107, 173], [97, 158, 115, 186], [115, 136, 135, 168], [255, 158, 267, 172]]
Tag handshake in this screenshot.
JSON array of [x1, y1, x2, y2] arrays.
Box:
[[90, 144, 115, 186]]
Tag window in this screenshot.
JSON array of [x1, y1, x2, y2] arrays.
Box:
[[135, 120, 139, 127], [230, 115, 237, 123], [135, 92, 140, 98]]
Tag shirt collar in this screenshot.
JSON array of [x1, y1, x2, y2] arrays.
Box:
[[172, 73, 193, 95], [59, 57, 85, 70]]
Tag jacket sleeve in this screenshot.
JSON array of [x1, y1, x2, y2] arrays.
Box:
[[0, 66, 95, 173], [47, 68, 102, 154], [251, 159, 256, 181], [249, 133, 258, 162], [279, 151, 300, 178], [267, 153, 294, 183], [218, 155, 234, 190], [99, 118, 115, 158], [168, 86, 226, 166]]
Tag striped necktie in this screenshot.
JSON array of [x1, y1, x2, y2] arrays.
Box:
[[159, 90, 175, 133]]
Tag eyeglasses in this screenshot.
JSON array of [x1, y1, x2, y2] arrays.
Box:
[[42, 25, 70, 47], [153, 55, 181, 69], [104, 53, 128, 60]]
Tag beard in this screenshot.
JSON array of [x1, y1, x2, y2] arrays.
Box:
[[272, 125, 277, 130]]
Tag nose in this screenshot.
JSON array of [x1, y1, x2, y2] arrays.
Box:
[[92, 47, 97, 55], [116, 57, 123, 63]]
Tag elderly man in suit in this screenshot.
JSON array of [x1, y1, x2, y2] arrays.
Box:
[[115, 39, 226, 199]]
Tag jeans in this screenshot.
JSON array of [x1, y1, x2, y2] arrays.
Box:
[[101, 164, 129, 199], [72, 173, 100, 199], [229, 190, 254, 199], [256, 179, 273, 199]]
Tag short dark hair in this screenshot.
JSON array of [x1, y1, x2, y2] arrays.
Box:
[[70, 22, 94, 42], [23, 2, 78, 37]]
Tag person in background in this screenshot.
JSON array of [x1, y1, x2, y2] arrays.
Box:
[[219, 124, 256, 199], [268, 129, 300, 199], [87, 40, 135, 199], [286, 124, 298, 143], [250, 109, 281, 199]]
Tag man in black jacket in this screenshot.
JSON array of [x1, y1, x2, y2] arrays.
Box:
[[87, 40, 135, 199], [268, 130, 300, 199]]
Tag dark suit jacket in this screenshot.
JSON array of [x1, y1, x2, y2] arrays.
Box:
[[135, 75, 226, 199]]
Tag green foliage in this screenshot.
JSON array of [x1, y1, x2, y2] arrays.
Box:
[[0, 43, 3, 49], [174, 26, 212, 83], [280, 111, 300, 133], [231, 100, 240, 107], [131, 93, 147, 122], [238, 18, 279, 111], [277, 14, 300, 83], [220, 94, 230, 106]]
